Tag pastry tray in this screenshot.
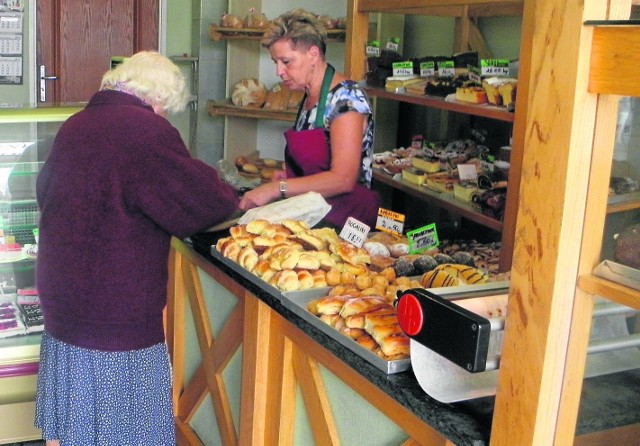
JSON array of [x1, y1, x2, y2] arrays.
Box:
[[593, 260, 640, 291], [280, 287, 411, 374]]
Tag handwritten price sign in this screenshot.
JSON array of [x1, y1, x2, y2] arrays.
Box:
[[407, 223, 439, 254], [375, 208, 405, 236], [339, 217, 371, 248]]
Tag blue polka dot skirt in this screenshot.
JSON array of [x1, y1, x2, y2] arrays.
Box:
[[35, 332, 176, 445]]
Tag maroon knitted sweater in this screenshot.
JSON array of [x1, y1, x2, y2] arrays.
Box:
[[36, 90, 239, 351]]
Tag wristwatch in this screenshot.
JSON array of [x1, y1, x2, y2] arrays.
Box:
[[279, 181, 287, 199]]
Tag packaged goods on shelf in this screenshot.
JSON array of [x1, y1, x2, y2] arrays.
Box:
[[402, 167, 427, 185]]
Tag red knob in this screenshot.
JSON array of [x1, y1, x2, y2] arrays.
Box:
[[396, 293, 424, 337]]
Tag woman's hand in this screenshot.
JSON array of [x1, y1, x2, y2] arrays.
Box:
[[239, 181, 279, 210]]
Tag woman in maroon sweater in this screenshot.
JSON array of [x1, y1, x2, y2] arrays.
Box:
[[34, 51, 239, 445]]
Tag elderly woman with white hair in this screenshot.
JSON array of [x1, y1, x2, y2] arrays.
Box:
[[34, 51, 239, 445]]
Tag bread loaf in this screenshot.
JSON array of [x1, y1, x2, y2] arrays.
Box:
[[221, 13, 243, 29], [263, 82, 289, 110], [231, 78, 267, 107]]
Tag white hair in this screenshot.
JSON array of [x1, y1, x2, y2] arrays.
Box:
[[100, 51, 189, 115]]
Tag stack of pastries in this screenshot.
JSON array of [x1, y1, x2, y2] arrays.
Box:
[[307, 294, 410, 360], [215, 219, 374, 292]]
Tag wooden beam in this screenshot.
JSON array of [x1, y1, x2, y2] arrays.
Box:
[[491, 0, 605, 444], [589, 25, 640, 96]]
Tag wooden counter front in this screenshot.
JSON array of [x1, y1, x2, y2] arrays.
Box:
[[166, 235, 640, 446]]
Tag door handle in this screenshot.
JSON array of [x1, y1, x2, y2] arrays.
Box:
[[39, 65, 58, 102]]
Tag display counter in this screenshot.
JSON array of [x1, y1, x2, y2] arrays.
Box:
[[167, 232, 640, 446]]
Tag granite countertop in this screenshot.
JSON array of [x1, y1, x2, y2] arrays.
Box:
[[189, 232, 640, 445]]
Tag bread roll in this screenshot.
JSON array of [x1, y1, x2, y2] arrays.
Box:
[[229, 224, 248, 239], [246, 219, 270, 235], [291, 232, 324, 251], [319, 313, 343, 328], [363, 241, 391, 257], [325, 268, 342, 286], [309, 295, 349, 315], [238, 246, 259, 272], [389, 243, 409, 258], [297, 270, 314, 290], [340, 326, 367, 340], [355, 334, 378, 352], [364, 313, 398, 332], [281, 219, 309, 234], [253, 259, 276, 282], [339, 296, 388, 318], [231, 78, 267, 107], [306, 250, 336, 270], [377, 333, 410, 357], [215, 236, 232, 252], [271, 269, 299, 291], [296, 253, 321, 270], [344, 304, 394, 329], [263, 158, 279, 167], [260, 223, 291, 238], [331, 241, 371, 265], [311, 269, 328, 288], [242, 163, 259, 174]]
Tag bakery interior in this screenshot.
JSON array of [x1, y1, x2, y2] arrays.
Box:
[[0, 0, 639, 445]]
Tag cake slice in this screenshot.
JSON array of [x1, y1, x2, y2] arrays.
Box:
[[455, 86, 488, 104]]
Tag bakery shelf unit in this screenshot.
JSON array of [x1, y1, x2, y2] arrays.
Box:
[[346, 0, 523, 272], [363, 85, 515, 122], [372, 169, 503, 231], [209, 26, 346, 42], [348, 0, 640, 445], [207, 26, 346, 125]]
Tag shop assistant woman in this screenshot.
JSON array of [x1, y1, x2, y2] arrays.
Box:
[[239, 9, 379, 228]]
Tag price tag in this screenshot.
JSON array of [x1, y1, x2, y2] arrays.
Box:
[[407, 223, 439, 254], [392, 61, 413, 76], [375, 208, 405, 236], [437, 60, 455, 77], [419, 61, 436, 77], [480, 59, 510, 77], [339, 217, 371, 248], [468, 65, 481, 84], [366, 40, 380, 56], [366, 45, 380, 56], [386, 37, 400, 51]]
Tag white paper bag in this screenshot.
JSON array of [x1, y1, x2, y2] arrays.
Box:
[[238, 192, 331, 227]]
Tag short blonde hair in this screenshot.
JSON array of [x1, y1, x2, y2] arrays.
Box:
[[100, 51, 189, 115], [261, 9, 327, 57]]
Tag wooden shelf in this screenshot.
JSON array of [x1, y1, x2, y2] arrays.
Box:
[[364, 85, 515, 122], [207, 99, 297, 122], [372, 169, 503, 232], [355, 0, 523, 17], [607, 191, 640, 214], [209, 26, 346, 42], [578, 274, 640, 311]]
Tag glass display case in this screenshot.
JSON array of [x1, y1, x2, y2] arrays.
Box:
[[0, 106, 80, 443]]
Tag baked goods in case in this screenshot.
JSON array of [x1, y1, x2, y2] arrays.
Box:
[[455, 86, 488, 104]]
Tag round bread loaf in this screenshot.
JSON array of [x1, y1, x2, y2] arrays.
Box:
[[231, 78, 267, 107]]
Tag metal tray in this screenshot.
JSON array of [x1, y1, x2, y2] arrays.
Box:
[[281, 288, 411, 374], [593, 260, 640, 291]]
